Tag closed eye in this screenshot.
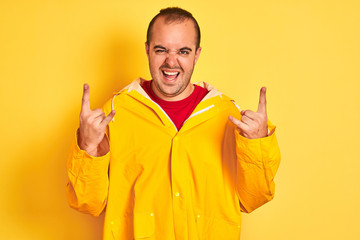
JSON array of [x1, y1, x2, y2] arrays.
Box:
[[155, 49, 166, 54]]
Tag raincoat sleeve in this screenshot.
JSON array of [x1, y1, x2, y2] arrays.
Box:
[[235, 120, 281, 213], [66, 99, 113, 216]]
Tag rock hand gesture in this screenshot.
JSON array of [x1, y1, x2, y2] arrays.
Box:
[[78, 84, 116, 156], [229, 87, 268, 139]]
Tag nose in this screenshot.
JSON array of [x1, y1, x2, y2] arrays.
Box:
[[165, 51, 178, 68]]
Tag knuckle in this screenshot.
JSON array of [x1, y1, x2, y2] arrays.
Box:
[[257, 113, 265, 121], [86, 118, 93, 125], [79, 113, 87, 121], [255, 117, 261, 125]]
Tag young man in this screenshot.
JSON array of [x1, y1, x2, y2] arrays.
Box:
[[67, 7, 280, 240]]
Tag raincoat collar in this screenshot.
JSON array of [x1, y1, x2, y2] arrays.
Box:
[[114, 78, 234, 133]]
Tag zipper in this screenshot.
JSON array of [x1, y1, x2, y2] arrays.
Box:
[[147, 96, 179, 132]]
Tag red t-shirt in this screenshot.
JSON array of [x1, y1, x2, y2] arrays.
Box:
[[141, 80, 209, 130]]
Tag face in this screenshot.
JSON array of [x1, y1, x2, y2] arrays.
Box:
[[146, 17, 202, 101]]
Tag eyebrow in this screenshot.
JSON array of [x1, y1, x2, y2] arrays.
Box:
[[153, 45, 193, 52], [154, 45, 166, 50], [180, 47, 192, 52]]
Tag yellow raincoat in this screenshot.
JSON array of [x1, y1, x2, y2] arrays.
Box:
[[66, 79, 281, 240]]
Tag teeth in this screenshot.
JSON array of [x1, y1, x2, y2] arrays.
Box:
[[164, 71, 178, 76]]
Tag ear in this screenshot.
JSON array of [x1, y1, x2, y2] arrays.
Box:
[[145, 42, 150, 60], [194, 47, 202, 64]]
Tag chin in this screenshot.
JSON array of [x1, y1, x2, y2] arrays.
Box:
[[160, 86, 182, 97]]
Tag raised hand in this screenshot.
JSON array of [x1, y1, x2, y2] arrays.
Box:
[[229, 87, 268, 139], [78, 84, 116, 156]]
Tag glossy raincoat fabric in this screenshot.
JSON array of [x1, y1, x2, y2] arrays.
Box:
[[66, 79, 281, 240]]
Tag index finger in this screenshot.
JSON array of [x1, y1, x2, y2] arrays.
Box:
[[100, 110, 116, 127], [81, 83, 91, 113], [257, 87, 267, 114]]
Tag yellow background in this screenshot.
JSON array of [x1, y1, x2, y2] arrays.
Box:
[[1, 0, 359, 239]]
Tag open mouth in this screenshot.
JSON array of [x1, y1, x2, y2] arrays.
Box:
[[162, 70, 180, 81]]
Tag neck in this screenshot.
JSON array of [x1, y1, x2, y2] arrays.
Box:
[[151, 81, 194, 101]]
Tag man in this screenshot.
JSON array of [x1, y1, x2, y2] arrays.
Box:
[[67, 7, 280, 240]]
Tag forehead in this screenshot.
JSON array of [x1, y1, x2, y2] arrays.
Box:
[[150, 17, 197, 48]]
